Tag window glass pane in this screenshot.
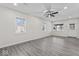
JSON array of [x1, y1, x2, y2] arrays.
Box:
[[53, 24, 63, 31], [16, 17, 26, 33], [69, 24, 75, 30]]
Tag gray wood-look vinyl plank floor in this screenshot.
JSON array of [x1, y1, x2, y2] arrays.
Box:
[[0, 36, 79, 56]]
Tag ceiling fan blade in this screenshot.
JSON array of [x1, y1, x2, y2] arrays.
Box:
[[50, 14, 55, 17], [52, 12, 58, 14]]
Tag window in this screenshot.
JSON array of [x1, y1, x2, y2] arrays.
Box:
[[16, 17, 26, 33], [53, 24, 63, 31], [69, 24, 75, 30]]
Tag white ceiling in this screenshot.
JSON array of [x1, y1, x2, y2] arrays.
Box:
[[0, 3, 79, 21]]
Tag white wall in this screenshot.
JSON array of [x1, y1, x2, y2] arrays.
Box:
[[52, 18, 79, 38], [0, 6, 52, 48]]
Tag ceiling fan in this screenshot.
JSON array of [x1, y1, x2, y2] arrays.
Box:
[[43, 9, 59, 18], [43, 3, 59, 18]]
